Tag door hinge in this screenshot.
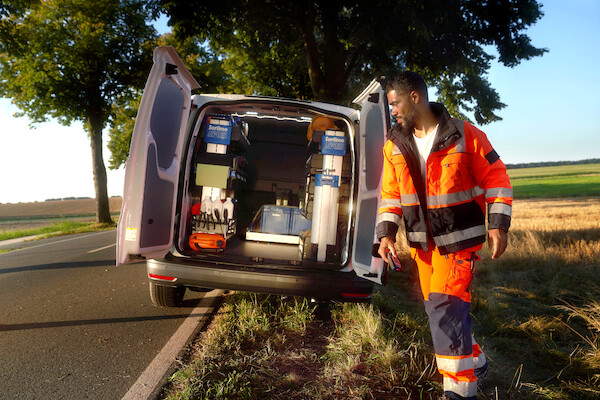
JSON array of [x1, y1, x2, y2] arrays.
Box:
[[166, 63, 178, 75], [368, 92, 379, 104]]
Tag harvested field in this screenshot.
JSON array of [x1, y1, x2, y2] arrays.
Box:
[[0, 197, 122, 218], [0, 197, 122, 233]]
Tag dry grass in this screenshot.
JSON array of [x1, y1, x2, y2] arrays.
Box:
[[463, 197, 600, 399]]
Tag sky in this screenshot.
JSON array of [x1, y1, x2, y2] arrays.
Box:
[[0, 0, 599, 204]]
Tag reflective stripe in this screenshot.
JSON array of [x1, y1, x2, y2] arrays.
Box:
[[485, 187, 513, 199], [443, 377, 477, 397], [400, 193, 419, 205], [427, 187, 484, 207], [407, 231, 427, 242], [392, 144, 402, 156], [379, 198, 402, 208], [473, 348, 487, 370], [434, 225, 486, 247], [488, 202, 512, 217], [436, 355, 474, 373], [377, 212, 402, 225]]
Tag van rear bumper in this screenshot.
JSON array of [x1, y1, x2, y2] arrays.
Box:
[[147, 255, 374, 302]]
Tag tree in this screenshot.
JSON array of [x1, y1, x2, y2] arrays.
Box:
[[162, 0, 547, 124], [0, 0, 157, 223]]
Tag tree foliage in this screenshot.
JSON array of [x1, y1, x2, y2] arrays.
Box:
[[162, 0, 547, 124], [0, 0, 157, 222]]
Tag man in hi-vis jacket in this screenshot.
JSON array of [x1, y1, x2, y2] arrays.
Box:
[[377, 72, 512, 400]]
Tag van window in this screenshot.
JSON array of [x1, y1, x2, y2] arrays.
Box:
[[150, 77, 184, 170], [363, 106, 384, 190]]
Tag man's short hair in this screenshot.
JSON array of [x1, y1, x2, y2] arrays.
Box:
[[385, 72, 428, 99]]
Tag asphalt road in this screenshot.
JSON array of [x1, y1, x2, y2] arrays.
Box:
[[0, 230, 212, 399]]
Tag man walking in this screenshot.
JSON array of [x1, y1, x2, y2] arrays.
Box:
[[376, 72, 512, 400]]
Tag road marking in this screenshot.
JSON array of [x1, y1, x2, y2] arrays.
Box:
[[87, 243, 116, 253], [121, 290, 223, 400], [0, 230, 113, 255]]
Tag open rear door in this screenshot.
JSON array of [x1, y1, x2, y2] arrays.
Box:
[[350, 78, 390, 284], [117, 47, 200, 265]]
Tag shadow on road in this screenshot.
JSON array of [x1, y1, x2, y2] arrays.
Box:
[[0, 295, 221, 332], [0, 259, 114, 274]]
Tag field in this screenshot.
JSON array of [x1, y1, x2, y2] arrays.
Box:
[[0, 197, 122, 234], [508, 163, 600, 198]]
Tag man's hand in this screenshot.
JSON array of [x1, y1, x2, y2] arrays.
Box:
[[488, 228, 508, 259], [378, 236, 398, 260]]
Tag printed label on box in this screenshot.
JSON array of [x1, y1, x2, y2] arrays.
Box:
[[315, 174, 339, 188], [206, 122, 232, 145], [321, 135, 347, 156]]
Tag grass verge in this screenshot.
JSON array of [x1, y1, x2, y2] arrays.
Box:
[[160, 292, 439, 400], [0, 220, 116, 242]]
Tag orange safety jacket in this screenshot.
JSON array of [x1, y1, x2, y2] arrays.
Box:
[[376, 103, 512, 255]]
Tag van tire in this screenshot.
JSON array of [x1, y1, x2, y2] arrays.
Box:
[[149, 281, 186, 307]]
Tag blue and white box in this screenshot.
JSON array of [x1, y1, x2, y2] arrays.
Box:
[[321, 135, 347, 156]]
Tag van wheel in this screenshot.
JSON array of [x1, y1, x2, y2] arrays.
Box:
[[149, 281, 186, 307]]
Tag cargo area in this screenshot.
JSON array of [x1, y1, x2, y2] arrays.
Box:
[[175, 101, 354, 268]]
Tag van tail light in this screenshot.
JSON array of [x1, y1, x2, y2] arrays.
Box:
[[148, 273, 177, 282]]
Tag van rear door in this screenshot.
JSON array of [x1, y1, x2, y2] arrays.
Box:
[[117, 46, 199, 265], [350, 78, 390, 284]]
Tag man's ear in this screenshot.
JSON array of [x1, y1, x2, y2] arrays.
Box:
[[409, 90, 420, 105]]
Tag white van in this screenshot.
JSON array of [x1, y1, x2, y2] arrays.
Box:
[[116, 47, 389, 307]]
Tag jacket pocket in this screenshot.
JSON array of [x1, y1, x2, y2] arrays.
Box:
[[438, 153, 471, 191], [445, 251, 477, 296]]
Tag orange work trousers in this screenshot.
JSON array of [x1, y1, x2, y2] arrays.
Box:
[[411, 246, 486, 400]]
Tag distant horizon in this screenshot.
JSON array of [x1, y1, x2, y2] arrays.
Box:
[[1, 158, 598, 205]]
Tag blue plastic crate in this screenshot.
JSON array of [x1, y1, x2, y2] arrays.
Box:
[[251, 205, 312, 235], [290, 208, 311, 235]]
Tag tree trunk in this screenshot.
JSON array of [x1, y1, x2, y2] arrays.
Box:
[[88, 113, 113, 224], [301, 5, 325, 101]]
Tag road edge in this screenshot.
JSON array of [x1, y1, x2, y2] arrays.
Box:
[[121, 289, 224, 400]]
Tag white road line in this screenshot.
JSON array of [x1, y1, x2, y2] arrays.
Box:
[[121, 290, 223, 400], [87, 243, 116, 253], [0, 230, 113, 255]]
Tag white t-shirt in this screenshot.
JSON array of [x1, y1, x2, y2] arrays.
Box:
[[413, 124, 439, 184]]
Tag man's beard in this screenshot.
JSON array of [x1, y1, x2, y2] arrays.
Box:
[[390, 106, 417, 137]]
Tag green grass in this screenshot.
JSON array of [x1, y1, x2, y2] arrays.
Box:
[[0, 220, 116, 242], [508, 163, 600, 198]]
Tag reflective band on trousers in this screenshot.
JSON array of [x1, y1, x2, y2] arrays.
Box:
[[427, 187, 484, 207], [407, 231, 427, 242], [434, 225, 486, 247], [377, 212, 402, 225], [379, 198, 402, 208], [400, 193, 419, 205], [443, 377, 477, 398], [488, 202, 512, 217], [436, 355, 474, 373], [485, 187, 513, 199]]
